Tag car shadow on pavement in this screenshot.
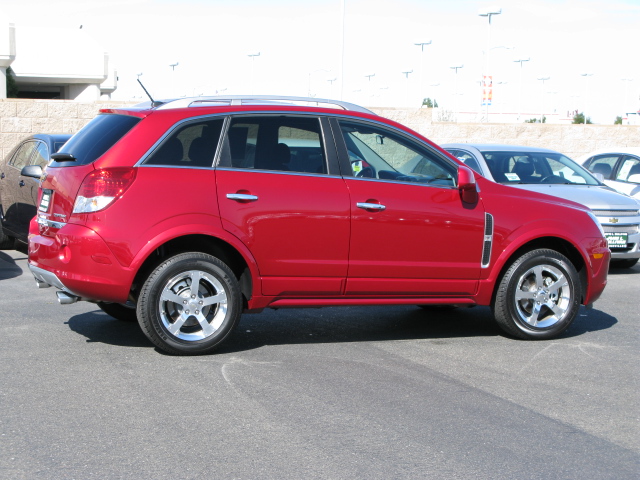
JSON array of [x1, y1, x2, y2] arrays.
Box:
[[0, 250, 24, 280], [64, 304, 619, 355]]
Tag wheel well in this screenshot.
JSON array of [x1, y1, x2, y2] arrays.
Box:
[[492, 237, 588, 306], [130, 235, 252, 307]]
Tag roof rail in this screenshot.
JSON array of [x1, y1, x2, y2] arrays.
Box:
[[152, 95, 376, 115]]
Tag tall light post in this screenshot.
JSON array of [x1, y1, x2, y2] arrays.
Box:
[[513, 57, 529, 121], [580, 72, 593, 124], [414, 40, 432, 105], [401, 70, 413, 107], [169, 62, 179, 97], [247, 52, 260, 94], [537, 76, 550, 123], [327, 77, 337, 98], [308, 69, 329, 97], [450, 65, 463, 121], [478, 7, 502, 122], [621, 77, 633, 120]]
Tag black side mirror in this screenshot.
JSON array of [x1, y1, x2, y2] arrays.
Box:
[[21, 165, 43, 179]]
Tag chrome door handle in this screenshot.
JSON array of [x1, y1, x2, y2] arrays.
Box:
[[357, 202, 386, 211], [227, 193, 258, 201]]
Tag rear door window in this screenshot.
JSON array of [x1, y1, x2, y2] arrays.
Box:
[[50, 114, 140, 167], [221, 116, 327, 174]]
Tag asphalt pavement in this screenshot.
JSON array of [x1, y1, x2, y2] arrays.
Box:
[[1, 248, 638, 479]]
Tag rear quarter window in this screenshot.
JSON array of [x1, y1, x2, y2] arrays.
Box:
[[50, 114, 140, 167]]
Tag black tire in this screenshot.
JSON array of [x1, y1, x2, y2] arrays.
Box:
[[97, 301, 138, 322], [137, 252, 242, 355], [610, 258, 638, 269], [493, 249, 580, 340], [0, 223, 14, 250]]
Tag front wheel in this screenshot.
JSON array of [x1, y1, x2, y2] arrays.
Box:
[[493, 249, 580, 340], [137, 252, 242, 355]]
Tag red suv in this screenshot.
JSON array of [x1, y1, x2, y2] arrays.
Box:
[[28, 96, 610, 355]]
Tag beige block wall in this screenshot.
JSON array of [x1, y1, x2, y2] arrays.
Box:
[[1, 99, 639, 162]]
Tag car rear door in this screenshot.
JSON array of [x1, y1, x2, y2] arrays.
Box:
[[216, 114, 351, 296], [0, 140, 38, 235], [16, 141, 49, 235], [333, 118, 486, 296]]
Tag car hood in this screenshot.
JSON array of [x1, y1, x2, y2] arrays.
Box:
[[509, 184, 639, 210]]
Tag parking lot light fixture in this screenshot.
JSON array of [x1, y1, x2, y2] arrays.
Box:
[[450, 65, 463, 120], [248, 52, 260, 94], [580, 73, 593, 124], [415, 40, 432, 105], [478, 7, 502, 122], [537, 76, 550, 123], [513, 57, 530, 120], [401, 70, 413, 106]]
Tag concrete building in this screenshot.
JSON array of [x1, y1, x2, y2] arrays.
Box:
[[0, 22, 117, 101]]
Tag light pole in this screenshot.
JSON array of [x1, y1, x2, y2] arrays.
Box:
[[621, 77, 633, 121], [537, 76, 550, 123], [308, 69, 329, 97], [513, 57, 529, 121], [450, 65, 463, 121], [169, 62, 179, 97], [414, 40, 432, 105], [478, 7, 502, 122], [580, 72, 593, 124], [248, 52, 260, 94], [327, 77, 337, 98], [401, 70, 413, 106]]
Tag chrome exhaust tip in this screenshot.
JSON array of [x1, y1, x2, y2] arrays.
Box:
[[56, 291, 79, 305]]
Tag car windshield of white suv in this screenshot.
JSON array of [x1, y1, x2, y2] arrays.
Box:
[[481, 151, 600, 186]]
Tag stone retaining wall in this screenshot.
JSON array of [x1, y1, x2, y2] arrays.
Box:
[[1, 99, 639, 161]]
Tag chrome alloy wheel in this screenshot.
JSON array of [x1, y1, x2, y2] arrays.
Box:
[[513, 264, 571, 329], [159, 269, 228, 341]]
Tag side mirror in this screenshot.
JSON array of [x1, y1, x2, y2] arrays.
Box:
[[458, 165, 478, 204], [21, 165, 43, 179]]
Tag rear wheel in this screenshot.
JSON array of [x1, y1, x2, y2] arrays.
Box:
[[493, 249, 580, 339], [97, 301, 137, 322], [137, 252, 242, 355]]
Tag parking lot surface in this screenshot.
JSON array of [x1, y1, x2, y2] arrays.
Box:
[[1, 248, 638, 479]]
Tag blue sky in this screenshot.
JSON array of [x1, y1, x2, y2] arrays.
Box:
[[3, 0, 640, 123]]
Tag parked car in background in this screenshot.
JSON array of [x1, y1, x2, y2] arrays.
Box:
[[441, 143, 640, 269], [578, 148, 640, 200], [28, 96, 609, 355], [0, 134, 71, 248]]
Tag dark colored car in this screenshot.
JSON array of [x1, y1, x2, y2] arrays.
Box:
[[0, 134, 71, 248], [28, 96, 609, 355]]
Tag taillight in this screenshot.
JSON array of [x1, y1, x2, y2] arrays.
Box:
[[73, 168, 137, 214]]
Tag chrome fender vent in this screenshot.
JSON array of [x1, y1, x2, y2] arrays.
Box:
[[482, 213, 494, 268]]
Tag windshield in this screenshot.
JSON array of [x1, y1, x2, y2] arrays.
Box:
[[481, 151, 600, 186]]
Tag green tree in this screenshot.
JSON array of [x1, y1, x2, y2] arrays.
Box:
[[572, 112, 592, 124], [5, 67, 18, 98], [614, 116, 623, 125], [525, 116, 546, 123], [422, 97, 434, 108]]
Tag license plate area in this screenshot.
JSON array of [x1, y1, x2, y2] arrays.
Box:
[[605, 232, 628, 248]]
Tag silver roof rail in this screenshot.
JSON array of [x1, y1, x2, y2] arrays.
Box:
[[152, 95, 376, 115]]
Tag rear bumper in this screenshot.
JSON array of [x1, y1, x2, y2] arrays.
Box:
[[28, 223, 133, 303]]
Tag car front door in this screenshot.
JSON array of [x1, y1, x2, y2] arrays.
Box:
[[216, 115, 351, 296], [333, 119, 486, 296]]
